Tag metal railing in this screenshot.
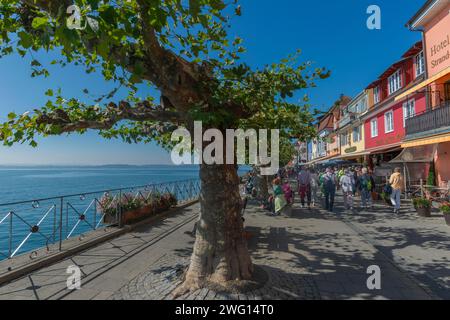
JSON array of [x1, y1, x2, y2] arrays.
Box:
[[0, 179, 200, 261], [405, 100, 450, 136]]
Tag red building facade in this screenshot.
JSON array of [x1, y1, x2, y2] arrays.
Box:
[[363, 42, 427, 163]]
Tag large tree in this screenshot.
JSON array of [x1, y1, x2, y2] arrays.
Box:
[[0, 0, 328, 295]]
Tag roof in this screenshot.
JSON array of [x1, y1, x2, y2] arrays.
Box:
[[378, 57, 408, 79], [317, 113, 333, 132], [366, 79, 381, 90], [365, 41, 423, 89], [406, 0, 435, 28], [402, 41, 423, 58]]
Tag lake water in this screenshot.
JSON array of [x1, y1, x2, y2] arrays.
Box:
[[0, 165, 248, 260]]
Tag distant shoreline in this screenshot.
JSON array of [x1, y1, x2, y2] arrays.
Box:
[[0, 164, 199, 168], [0, 164, 252, 169]]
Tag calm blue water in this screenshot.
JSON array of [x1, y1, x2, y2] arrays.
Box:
[[0, 165, 248, 260], [0, 165, 201, 202]]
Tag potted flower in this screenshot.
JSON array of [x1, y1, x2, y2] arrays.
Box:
[[98, 192, 177, 225], [412, 197, 432, 217], [440, 204, 450, 226], [98, 193, 119, 224]]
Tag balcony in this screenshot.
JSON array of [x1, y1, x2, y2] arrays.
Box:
[[338, 114, 355, 129], [405, 100, 450, 137]]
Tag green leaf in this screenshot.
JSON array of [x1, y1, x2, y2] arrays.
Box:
[[31, 59, 42, 67], [18, 32, 33, 49], [31, 17, 48, 29]]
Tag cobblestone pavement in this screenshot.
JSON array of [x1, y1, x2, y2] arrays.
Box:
[[0, 205, 200, 300], [337, 197, 450, 299], [108, 254, 321, 300], [0, 193, 448, 300]]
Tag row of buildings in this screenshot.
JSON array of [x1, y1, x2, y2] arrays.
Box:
[[300, 0, 450, 187]]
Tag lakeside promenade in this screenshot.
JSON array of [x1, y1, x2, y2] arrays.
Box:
[[0, 194, 448, 300]]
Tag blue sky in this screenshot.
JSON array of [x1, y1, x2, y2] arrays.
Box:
[[0, 0, 425, 165]]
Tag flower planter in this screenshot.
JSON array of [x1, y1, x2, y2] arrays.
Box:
[[416, 207, 431, 217], [443, 214, 450, 226], [99, 192, 177, 225], [412, 198, 432, 217], [122, 205, 153, 224], [103, 213, 117, 225]]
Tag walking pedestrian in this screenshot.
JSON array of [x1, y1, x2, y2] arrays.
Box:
[[282, 180, 294, 205], [359, 167, 374, 209], [340, 169, 355, 210], [353, 167, 361, 197], [310, 168, 319, 207], [272, 178, 287, 216], [389, 167, 404, 214], [297, 166, 312, 208], [322, 167, 337, 212]]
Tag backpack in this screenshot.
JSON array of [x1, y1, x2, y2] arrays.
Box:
[[360, 175, 370, 191], [323, 174, 335, 190], [383, 184, 393, 195]]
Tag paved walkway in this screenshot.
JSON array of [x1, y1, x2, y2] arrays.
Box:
[[0, 193, 448, 300], [340, 201, 450, 299]]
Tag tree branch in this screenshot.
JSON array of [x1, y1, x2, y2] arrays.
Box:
[[21, 0, 72, 15], [36, 100, 181, 133], [20, 0, 211, 113]]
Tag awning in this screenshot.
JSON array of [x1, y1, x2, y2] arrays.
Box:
[[366, 143, 402, 155], [395, 66, 450, 101], [303, 157, 323, 166], [402, 133, 450, 148], [334, 151, 369, 160], [303, 154, 338, 166], [390, 144, 437, 163]]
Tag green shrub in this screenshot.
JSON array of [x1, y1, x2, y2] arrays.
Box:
[[427, 162, 436, 186], [412, 197, 431, 209], [440, 204, 450, 214]]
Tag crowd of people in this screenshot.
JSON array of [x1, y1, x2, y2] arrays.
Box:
[[243, 164, 405, 216]]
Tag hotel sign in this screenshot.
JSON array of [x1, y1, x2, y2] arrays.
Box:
[[424, 9, 450, 77], [429, 34, 450, 72]]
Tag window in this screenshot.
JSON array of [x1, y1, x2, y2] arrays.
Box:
[[415, 51, 425, 77], [341, 133, 349, 146], [385, 110, 394, 133], [353, 126, 362, 142], [374, 86, 380, 104], [359, 98, 368, 113], [388, 70, 402, 95], [370, 118, 378, 138], [403, 99, 415, 127]]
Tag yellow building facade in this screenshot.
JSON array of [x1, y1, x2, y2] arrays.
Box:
[[336, 90, 371, 163]]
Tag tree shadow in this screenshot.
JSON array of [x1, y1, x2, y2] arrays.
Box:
[[242, 195, 449, 299]]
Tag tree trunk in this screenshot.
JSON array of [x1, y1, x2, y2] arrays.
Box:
[[173, 163, 253, 295]]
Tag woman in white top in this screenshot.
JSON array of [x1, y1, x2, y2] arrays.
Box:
[[309, 168, 320, 207]]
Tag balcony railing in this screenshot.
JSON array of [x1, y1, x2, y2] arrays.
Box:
[[405, 100, 450, 136], [338, 115, 354, 128]]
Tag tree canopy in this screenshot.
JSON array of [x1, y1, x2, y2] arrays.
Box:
[[0, 0, 329, 153]]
